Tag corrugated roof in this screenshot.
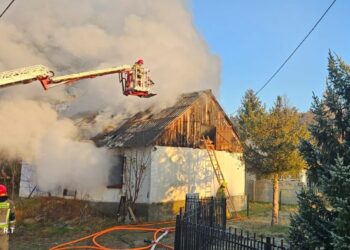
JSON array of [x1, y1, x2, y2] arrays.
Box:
[[94, 90, 211, 148]]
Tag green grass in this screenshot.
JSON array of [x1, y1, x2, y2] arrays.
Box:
[[12, 198, 297, 249], [228, 202, 297, 239]]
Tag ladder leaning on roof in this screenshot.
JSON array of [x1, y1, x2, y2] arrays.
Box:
[[202, 136, 240, 219]]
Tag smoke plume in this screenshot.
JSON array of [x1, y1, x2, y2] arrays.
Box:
[[0, 99, 111, 191], [0, 0, 220, 192]]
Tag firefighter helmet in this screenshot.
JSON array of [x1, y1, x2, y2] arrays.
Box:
[[0, 185, 7, 197]]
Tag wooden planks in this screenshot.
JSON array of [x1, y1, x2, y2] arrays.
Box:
[[155, 94, 242, 153]]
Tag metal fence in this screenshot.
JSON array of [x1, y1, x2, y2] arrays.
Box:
[[174, 194, 289, 250], [183, 194, 226, 229]]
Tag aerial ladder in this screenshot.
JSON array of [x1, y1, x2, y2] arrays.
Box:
[[202, 137, 240, 219], [0, 59, 156, 98]]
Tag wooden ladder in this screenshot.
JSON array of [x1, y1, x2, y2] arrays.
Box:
[[202, 137, 240, 219]]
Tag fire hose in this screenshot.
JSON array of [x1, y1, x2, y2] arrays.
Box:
[[49, 221, 175, 250], [150, 229, 170, 250]]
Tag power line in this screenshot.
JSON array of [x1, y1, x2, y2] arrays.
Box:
[[255, 0, 337, 96], [0, 0, 15, 19]]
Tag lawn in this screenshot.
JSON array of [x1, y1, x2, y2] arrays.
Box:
[[227, 202, 297, 239], [11, 197, 175, 250], [10, 198, 296, 249]]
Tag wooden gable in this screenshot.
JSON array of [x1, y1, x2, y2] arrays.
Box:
[[154, 92, 242, 153]]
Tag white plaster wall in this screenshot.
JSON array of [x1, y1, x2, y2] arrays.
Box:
[[20, 146, 245, 205], [149, 146, 245, 203], [78, 147, 152, 203], [77, 187, 122, 202], [122, 147, 152, 204], [70, 147, 152, 203], [19, 162, 124, 202], [19, 163, 39, 198], [19, 147, 152, 204]]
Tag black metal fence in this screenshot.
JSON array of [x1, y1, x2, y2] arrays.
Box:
[[174, 194, 289, 250], [184, 194, 227, 229]]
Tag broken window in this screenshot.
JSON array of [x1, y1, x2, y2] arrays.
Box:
[[107, 155, 124, 189]]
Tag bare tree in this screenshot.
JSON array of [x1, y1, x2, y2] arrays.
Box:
[[123, 148, 151, 209]]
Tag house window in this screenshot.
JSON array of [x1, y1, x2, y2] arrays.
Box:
[[63, 189, 77, 199], [200, 125, 216, 142], [107, 155, 124, 189]]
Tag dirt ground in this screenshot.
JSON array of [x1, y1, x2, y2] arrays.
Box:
[[10, 223, 175, 250], [10, 197, 176, 250], [10, 198, 295, 249]]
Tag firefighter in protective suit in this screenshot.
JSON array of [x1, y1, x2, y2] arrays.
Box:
[[0, 185, 15, 250], [216, 182, 227, 199]]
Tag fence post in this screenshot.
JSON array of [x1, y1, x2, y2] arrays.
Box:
[[223, 197, 227, 229], [247, 194, 250, 217], [265, 237, 272, 250], [174, 215, 179, 250], [209, 197, 214, 227]]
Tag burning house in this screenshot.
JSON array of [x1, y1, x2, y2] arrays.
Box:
[[19, 90, 246, 220]]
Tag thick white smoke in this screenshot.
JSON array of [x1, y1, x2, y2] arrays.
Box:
[[0, 100, 111, 191], [0, 0, 220, 192]]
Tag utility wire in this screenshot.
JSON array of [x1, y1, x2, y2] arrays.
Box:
[[0, 0, 15, 19], [255, 0, 337, 96]]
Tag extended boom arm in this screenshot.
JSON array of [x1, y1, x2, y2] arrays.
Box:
[[0, 60, 156, 98]]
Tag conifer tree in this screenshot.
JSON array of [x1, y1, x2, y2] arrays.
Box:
[[289, 53, 350, 248], [238, 91, 308, 225]]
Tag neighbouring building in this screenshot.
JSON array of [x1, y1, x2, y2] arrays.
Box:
[[19, 90, 246, 220], [246, 171, 307, 205]]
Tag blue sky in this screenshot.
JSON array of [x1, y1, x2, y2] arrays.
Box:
[[190, 0, 349, 114]]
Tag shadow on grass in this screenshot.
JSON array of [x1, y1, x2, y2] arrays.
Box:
[[228, 202, 297, 238]]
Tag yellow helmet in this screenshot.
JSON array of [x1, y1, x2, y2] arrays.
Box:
[[221, 182, 227, 188]]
